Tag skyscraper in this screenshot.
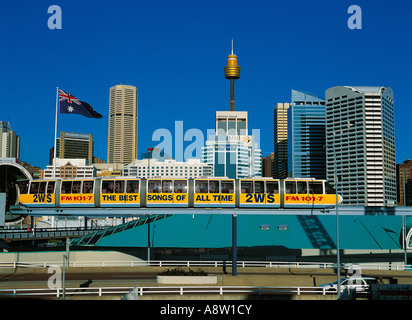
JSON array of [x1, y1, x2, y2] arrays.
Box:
[[325, 86, 396, 207], [396, 160, 412, 206], [107, 85, 138, 165], [273, 103, 290, 178], [50, 132, 93, 165], [262, 153, 274, 177], [0, 121, 20, 160], [287, 90, 326, 179], [202, 111, 261, 179]]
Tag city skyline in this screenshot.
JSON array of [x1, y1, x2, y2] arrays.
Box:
[[1, 1, 412, 169]]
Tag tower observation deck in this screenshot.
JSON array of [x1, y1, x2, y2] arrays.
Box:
[[224, 40, 241, 111]]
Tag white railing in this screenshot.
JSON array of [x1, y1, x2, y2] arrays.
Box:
[[122, 285, 336, 299], [0, 285, 335, 299], [0, 260, 333, 269], [0, 260, 410, 271], [0, 286, 134, 298]]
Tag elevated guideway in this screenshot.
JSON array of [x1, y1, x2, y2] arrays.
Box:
[[4, 203, 412, 277], [7, 204, 412, 217], [0, 226, 105, 242], [70, 214, 172, 246]]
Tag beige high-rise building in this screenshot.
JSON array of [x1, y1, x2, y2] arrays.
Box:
[[107, 85, 138, 165], [273, 103, 290, 179]]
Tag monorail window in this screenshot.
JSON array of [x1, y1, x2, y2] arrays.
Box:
[[325, 182, 336, 194], [285, 181, 296, 194], [266, 181, 279, 194], [309, 182, 323, 194], [29, 182, 39, 194], [174, 180, 187, 193], [72, 181, 81, 194], [254, 181, 264, 193], [61, 181, 72, 194], [19, 181, 29, 194], [102, 180, 114, 193], [39, 182, 46, 193], [83, 181, 94, 193], [46, 181, 55, 194], [241, 181, 253, 193], [126, 181, 139, 193], [221, 181, 234, 193], [148, 180, 161, 193], [162, 180, 173, 193], [297, 181, 307, 194], [209, 180, 219, 193], [195, 181, 208, 193], [114, 180, 124, 193]]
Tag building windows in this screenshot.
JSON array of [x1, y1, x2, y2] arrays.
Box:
[[325, 86, 396, 206], [123, 159, 212, 178]]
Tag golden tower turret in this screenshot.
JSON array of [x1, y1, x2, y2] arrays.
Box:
[[224, 39, 240, 111]]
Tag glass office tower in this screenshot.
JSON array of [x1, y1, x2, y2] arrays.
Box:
[[55, 132, 93, 165], [287, 90, 326, 179], [201, 111, 261, 179]]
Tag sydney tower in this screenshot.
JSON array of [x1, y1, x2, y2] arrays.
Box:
[[224, 40, 241, 111]]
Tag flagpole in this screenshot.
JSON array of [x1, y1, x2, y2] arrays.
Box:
[[53, 87, 59, 178]]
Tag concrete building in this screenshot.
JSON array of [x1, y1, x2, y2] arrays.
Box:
[[0, 121, 20, 160], [273, 103, 290, 179], [42, 158, 95, 178], [397, 159, 412, 206], [215, 111, 247, 136], [407, 178, 412, 207], [261, 153, 274, 177], [325, 86, 396, 207], [94, 163, 123, 177], [107, 85, 138, 165], [123, 158, 212, 178], [287, 90, 326, 179]]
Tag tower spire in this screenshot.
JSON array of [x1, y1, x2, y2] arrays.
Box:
[[224, 39, 240, 111]]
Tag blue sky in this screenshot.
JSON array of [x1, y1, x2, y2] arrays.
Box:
[[1, 0, 411, 168]]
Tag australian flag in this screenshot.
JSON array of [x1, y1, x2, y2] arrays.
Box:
[[59, 89, 103, 119]]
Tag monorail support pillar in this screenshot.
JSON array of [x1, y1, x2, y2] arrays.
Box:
[[232, 214, 237, 276], [0, 193, 5, 227]]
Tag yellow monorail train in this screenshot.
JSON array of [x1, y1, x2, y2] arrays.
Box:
[[17, 177, 342, 209]]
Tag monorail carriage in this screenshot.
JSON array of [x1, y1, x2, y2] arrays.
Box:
[[17, 177, 342, 210]]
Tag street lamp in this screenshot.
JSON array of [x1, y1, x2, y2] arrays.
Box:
[[62, 237, 70, 300], [147, 148, 153, 265], [326, 143, 341, 295], [147, 147, 154, 179], [403, 167, 408, 268]]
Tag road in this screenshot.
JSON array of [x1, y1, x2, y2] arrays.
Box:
[[0, 269, 157, 289], [1, 266, 411, 291]]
